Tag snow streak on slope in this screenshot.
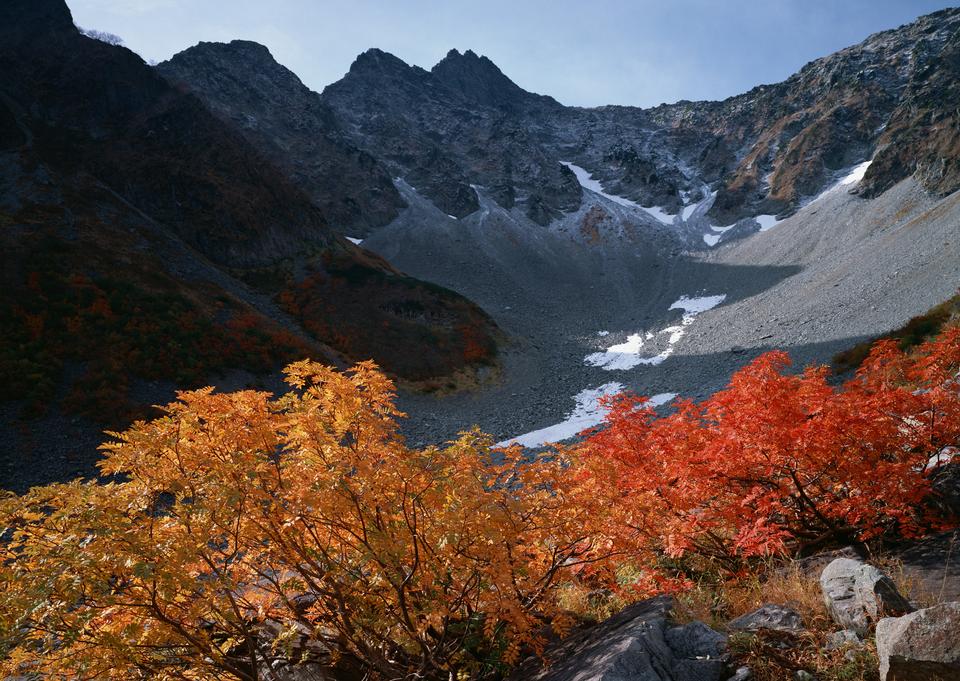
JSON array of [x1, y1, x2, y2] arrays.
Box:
[[756, 215, 781, 232], [561, 161, 675, 225], [497, 294, 722, 447], [805, 160, 873, 207], [585, 294, 726, 370], [496, 385, 676, 448]]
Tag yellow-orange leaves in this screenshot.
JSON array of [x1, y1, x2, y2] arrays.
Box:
[[1, 361, 630, 680]]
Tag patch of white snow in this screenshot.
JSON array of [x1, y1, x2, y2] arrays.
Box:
[[586, 294, 727, 370], [497, 385, 676, 448], [755, 215, 781, 232], [804, 160, 873, 207], [839, 160, 872, 186], [345, 236, 363, 245], [669, 294, 727, 315], [561, 161, 675, 225]]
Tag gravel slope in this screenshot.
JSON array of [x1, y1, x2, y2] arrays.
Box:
[[363, 178, 960, 447]]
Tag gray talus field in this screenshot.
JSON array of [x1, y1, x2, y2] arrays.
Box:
[[365, 177, 960, 447]]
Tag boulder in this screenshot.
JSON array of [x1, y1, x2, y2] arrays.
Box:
[[876, 602, 960, 680], [510, 596, 728, 681], [896, 530, 960, 603], [728, 604, 804, 633], [820, 558, 913, 635]]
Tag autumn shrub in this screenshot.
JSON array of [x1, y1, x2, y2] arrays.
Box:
[[0, 361, 637, 680], [580, 326, 960, 572]]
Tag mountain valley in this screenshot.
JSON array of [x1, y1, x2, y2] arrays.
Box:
[[2, 0, 960, 482]]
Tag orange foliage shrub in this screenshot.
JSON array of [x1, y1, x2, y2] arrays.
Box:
[[0, 362, 633, 680]]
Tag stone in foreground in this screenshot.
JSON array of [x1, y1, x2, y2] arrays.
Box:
[[510, 596, 727, 681], [876, 602, 960, 680], [820, 558, 913, 636], [727, 604, 804, 633]]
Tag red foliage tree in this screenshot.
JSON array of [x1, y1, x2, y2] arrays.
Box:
[[581, 329, 960, 569]]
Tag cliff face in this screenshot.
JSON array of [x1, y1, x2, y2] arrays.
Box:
[[319, 48, 582, 225]]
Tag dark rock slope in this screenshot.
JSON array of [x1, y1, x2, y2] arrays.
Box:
[[320, 48, 582, 225], [323, 9, 960, 224], [168, 9, 960, 232], [0, 0, 500, 490], [157, 40, 405, 236]]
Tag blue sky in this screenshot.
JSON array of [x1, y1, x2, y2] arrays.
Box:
[[67, 1, 955, 107]]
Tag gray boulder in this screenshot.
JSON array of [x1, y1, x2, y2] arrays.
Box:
[[820, 558, 913, 635], [876, 602, 960, 680], [728, 604, 804, 633], [510, 596, 728, 681]]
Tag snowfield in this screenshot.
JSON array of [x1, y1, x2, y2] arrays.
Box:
[[497, 384, 676, 448], [755, 215, 781, 231], [561, 161, 675, 225], [586, 294, 727, 370], [804, 160, 873, 207]]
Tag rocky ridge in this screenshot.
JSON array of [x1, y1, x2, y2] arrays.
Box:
[[164, 9, 960, 246]]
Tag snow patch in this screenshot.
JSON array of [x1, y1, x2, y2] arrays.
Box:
[[643, 204, 677, 225], [669, 294, 727, 315], [703, 233, 721, 247], [804, 160, 873, 207], [755, 215, 781, 232], [839, 160, 872, 186], [682, 203, 698, 220], [597, 330, 610, 337], [345, 236, 363, 245], [585, 333, 649, 371], [561, 161, 675, 225], [497, 384, 676, 448], [586, 294, 727, 370]]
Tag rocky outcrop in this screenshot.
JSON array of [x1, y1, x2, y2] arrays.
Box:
[[320, 48, 581, 225], [510, 596, 728, 681], [820, 558, 913, 635], [876, 602, 960, 680]]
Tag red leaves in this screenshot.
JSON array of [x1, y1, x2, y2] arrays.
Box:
[[581, 325, 960, 566]]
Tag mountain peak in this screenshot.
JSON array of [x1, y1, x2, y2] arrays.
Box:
[[431, 48, 531, 108], [349, 48, 418, 75]]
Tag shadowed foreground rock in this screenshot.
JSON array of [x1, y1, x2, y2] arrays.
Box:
[[728, 604, 805, 633], [820, 558, 913, 636], [510, 596, 727, 681], [876, 602, 960, 680]]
